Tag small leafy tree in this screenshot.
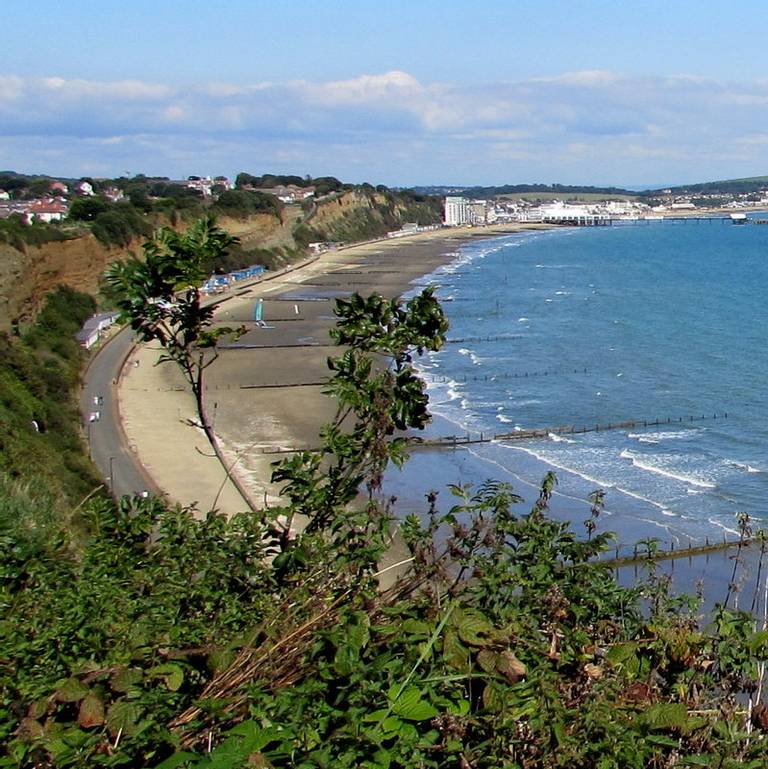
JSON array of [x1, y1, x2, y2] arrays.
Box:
[[271, 288, 448, 555], [104, 217, 243, 447]]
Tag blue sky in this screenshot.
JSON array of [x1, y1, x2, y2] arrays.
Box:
[[4, 1, 768, 187]]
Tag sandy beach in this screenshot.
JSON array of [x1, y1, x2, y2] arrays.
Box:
[[118, 223, 550, 515]]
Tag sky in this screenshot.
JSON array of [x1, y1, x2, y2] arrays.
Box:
[[4, 1, 768, 188]]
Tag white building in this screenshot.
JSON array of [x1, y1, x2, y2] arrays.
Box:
[[444, 196, 471, 226]]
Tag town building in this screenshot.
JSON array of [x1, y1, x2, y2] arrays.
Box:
[[25, 199, 68, 223], [444, 196, 471, 226]]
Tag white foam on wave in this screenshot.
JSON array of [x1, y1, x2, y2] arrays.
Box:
[[610, 483, 675, 518], [505, 443, 613, 490], [497, 414, 514, 423], [724, 458, 763, 474], [548, 432, 575, 444], [620, 449, 715, 489], [555, 290, 571, 296], [458, 348, 471, 356], [627, 430, 696, 444], [707, 518, 740, 537], [518, 317, 529, 322]]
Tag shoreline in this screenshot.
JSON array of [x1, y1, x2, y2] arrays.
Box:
[[207, 223, 553, 508], [117, 222, 552, 516]]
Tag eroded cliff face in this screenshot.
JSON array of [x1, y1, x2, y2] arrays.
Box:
[[0, 214, 287, 332], [0, 236, 135, 331]]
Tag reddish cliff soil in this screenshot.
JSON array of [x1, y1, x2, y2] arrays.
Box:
[[0, 236, 135, 331]]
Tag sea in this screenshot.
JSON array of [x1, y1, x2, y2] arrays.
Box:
[[383, 216, 768, 561]]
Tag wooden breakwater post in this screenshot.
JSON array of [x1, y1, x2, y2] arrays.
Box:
[[602, 536, 748, 568], [414, 412, 729, 450]]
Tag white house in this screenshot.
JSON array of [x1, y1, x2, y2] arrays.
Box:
[[26, 199, 68, 223], [76, 312, 120, 349]]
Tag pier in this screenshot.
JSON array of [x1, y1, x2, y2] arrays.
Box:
[[538, 214, 750, 227]]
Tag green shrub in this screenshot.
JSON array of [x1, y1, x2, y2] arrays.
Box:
[[91, 204, 151, 247]]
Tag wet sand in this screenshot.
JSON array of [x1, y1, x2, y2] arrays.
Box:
[[207, 225, 553, 507]]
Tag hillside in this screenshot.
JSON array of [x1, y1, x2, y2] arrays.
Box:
[[0, 185, 441, 331], [653, 174, 768, 196]]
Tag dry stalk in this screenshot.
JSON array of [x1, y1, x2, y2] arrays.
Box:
[[169, 564, 370, 748]]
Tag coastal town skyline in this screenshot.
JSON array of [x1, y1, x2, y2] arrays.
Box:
[[4, 1, 768, 187]]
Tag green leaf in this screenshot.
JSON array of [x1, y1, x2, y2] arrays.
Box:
[[148, 663, 185, 691], [642, 702, 689, 731], [77, 692, 105, 728], [401, 619, 431, 638], [606, 642, 638, 666], [106, 700, 143, 737], [482, 681, 506, 713], [453, 608, 492, 647], [680, 756, 712, 767], [389, 685, 439, 721], [54, 676, 90, 703], [110, 667, 143, 693], [443, 629, 470, 673], [153, 753, 198, 769]]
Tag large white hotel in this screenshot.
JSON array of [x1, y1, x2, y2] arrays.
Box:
[[444, 196, 487, 226]]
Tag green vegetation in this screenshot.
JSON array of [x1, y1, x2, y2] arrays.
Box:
[[295, 188, 441, 246], [90, 204, 153, 248], [0, 286, 102, 505], [4, 239, 768, 765], [657, 175, 768, 196], [412, 183, 641, 200], [211, 189, 282, 220], [0, 216, 80, 251]]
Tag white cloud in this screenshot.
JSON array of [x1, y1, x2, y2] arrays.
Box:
[[3, 69, 768, 184]]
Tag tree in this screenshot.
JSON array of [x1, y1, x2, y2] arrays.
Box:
[[68, 195, 110, 222], [103, 217, 243, 448], [272, 288, 448, 551]]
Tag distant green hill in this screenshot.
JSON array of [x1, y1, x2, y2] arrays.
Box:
[[653, 175, 768, 196]]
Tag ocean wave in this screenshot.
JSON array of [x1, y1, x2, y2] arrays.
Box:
[[627, 430, 696, 444], [613, 484, 676, 516], [548, 433, 575, 444], [505, 444, 613, 490], [620, 449, 716, 488], [707, 517, 739, 537], [496, 414, 514, 423], [724, 458, 762, 473]]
